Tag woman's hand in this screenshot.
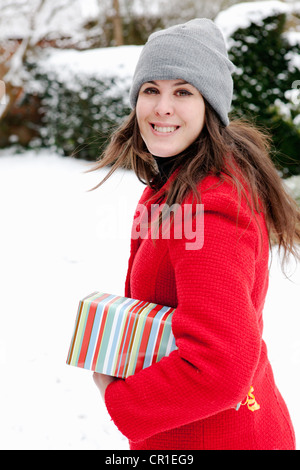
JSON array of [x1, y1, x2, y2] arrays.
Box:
[[93, 372, 117, 401]]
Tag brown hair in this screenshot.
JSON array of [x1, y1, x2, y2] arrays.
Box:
[[89, 101, 300, 270]]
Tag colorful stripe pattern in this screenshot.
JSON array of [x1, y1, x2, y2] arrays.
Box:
[[66, 292, 177, 378]]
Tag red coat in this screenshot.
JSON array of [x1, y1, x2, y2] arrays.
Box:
[[104, 174, 296, 450]]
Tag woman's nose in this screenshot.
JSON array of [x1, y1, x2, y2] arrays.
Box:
[[154, 95, 174, 116]]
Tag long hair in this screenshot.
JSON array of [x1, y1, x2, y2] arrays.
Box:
[[89, 100, 300, 269]]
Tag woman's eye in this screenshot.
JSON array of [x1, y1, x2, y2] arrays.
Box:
[[143, 88, 159, 95], [176, 89, 192, 96]]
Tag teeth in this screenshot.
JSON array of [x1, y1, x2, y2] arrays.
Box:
[[154, 125, 177, 133]]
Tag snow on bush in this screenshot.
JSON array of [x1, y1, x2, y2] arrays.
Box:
[[24, 46, 142, 159], [215, 0, 300, 46]]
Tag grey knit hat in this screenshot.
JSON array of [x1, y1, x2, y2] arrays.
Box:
[[129, 18, 235, 126]]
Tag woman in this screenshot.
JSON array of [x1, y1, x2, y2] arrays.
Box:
[[92, 19, 300, 450]]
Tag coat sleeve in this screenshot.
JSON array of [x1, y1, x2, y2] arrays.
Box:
[[104, 182, 264, 443]]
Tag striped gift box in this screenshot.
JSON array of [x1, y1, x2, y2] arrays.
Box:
[[66, 292, 177, 378]]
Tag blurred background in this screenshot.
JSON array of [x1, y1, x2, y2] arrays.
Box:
[[0, 0, 300, 450], [0, 0, 300, 178]]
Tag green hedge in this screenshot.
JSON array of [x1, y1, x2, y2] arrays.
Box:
[[228, 13, 300, 175], [25, 66, 131, 161]]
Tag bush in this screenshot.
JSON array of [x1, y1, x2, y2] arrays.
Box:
[[23, 65, 131, 161], [228, 12, 300, 176]]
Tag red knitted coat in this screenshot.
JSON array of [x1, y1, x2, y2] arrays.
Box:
[[104, 174, 296, 450]]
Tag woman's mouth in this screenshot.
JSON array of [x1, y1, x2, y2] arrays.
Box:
[[150, 124, 180, 134]]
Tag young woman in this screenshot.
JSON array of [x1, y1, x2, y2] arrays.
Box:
[[92, 19, 300, 450]]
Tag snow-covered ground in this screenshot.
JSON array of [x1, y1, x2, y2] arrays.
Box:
[[0, 148, 299, 450]]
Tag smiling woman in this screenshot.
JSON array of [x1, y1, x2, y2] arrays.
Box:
[[136, 80, 206, 157], [88, 18, 300, 450]]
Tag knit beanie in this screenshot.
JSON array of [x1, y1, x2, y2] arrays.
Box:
[[129, 18, 235, 126]]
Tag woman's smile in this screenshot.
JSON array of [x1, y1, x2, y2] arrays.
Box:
[[150, 122, 181, 135]]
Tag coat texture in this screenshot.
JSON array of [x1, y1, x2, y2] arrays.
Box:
[[104, 174, 296, 450]]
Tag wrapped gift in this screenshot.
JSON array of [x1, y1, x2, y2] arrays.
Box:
[[66, 292, 177, 378]]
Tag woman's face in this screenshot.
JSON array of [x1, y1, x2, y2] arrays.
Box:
[[136, 79, 206, 157]]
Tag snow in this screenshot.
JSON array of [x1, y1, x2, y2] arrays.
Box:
[[285, 50, 300, 73], [0, 0, 101, 41], [284, 31, 300, 47], [35, 46, 142, 95], [0, 0, 167, 42], [0, 148, 143, 450], [0, 148, 299, 450], [38, 46, 142, 81]]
